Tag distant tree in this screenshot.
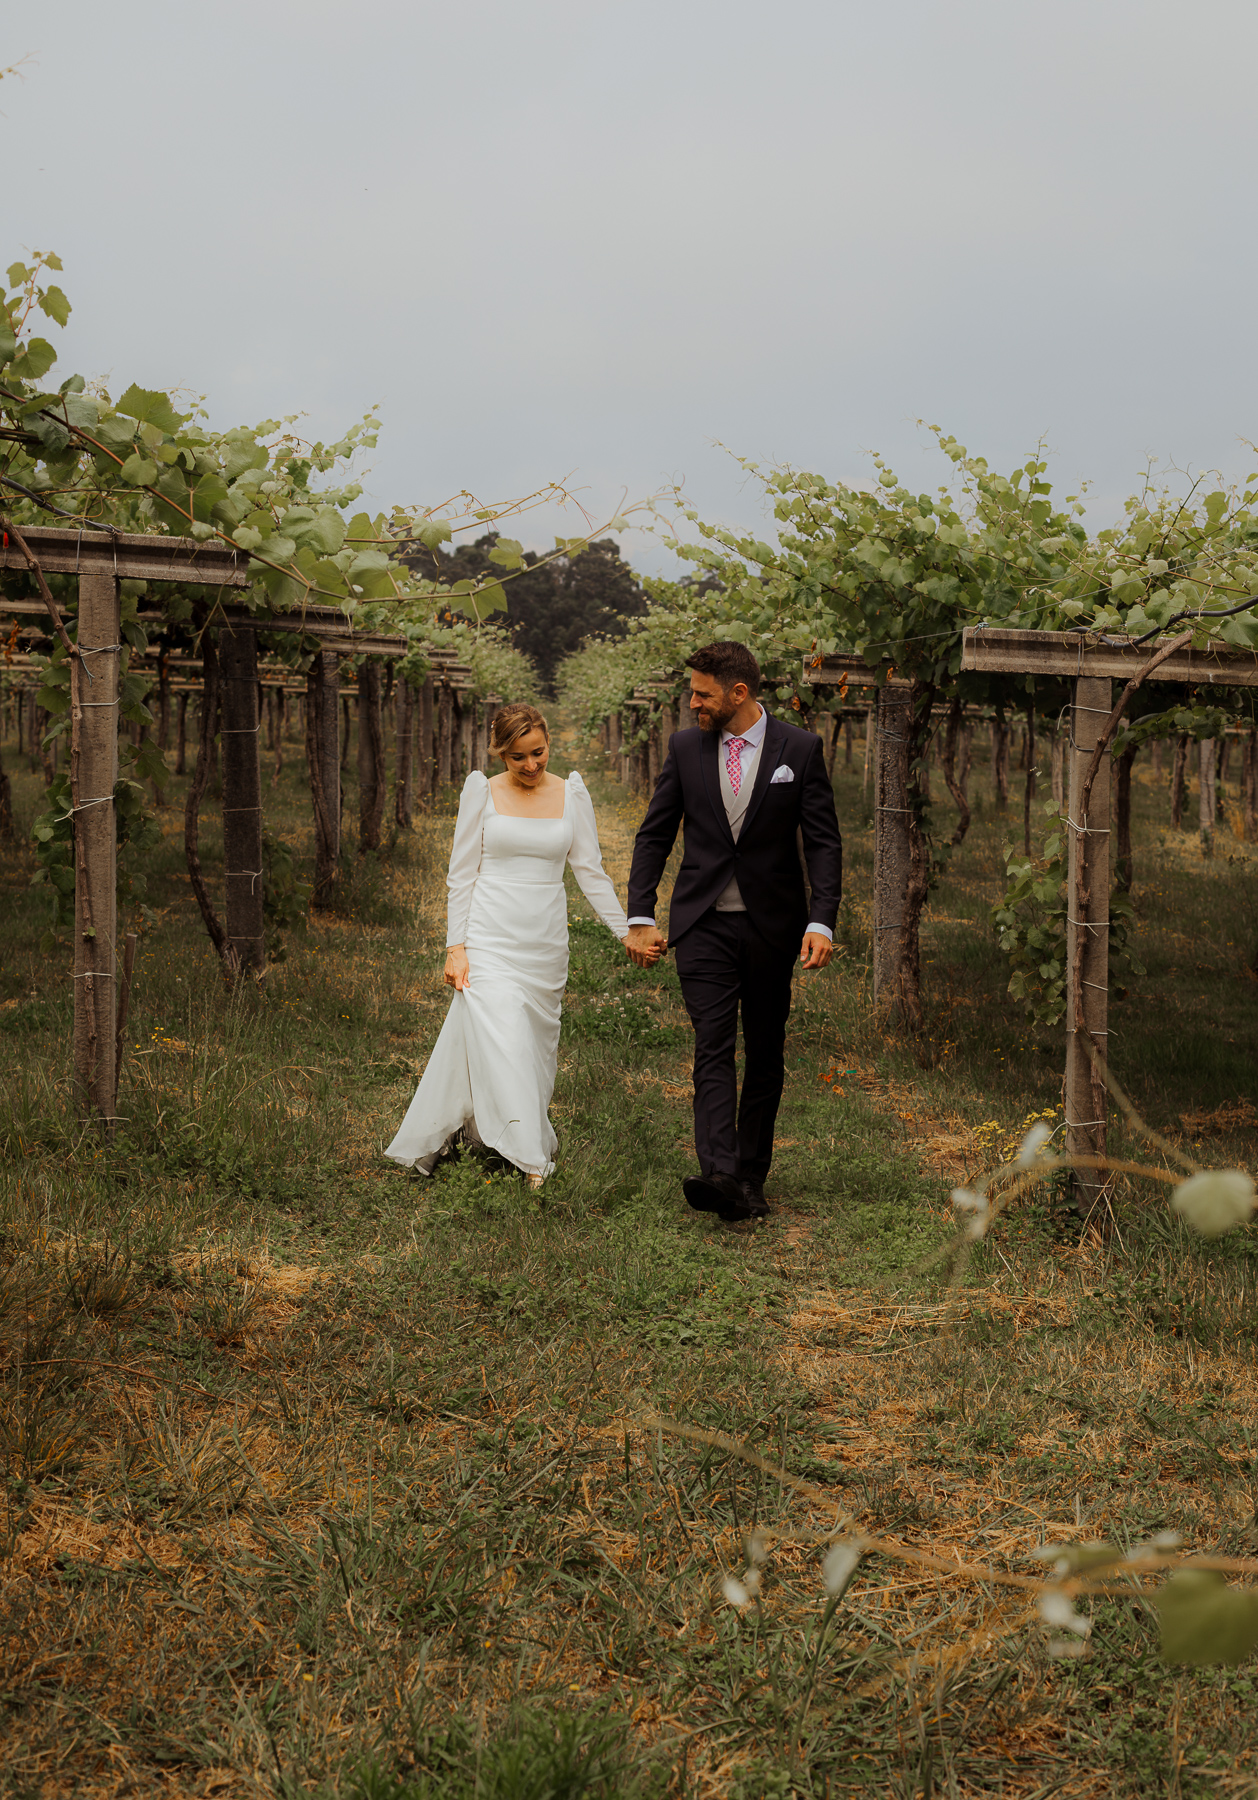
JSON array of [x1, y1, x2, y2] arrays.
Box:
[[403, 534, 646, 692]]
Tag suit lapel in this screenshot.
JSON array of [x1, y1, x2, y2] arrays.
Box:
[[698, 727, 736, 845], [739, 715, 784, 836]]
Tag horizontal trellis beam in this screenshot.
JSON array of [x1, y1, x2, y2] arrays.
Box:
[[960, 627, 1258, 687], [0, 524, 251, 587]]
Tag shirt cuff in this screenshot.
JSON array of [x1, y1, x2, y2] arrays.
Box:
[[805, 922, 833, 941], [627, 916, 657, 928]]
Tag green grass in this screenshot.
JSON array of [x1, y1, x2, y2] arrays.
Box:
[[0, 716, 1256, 1796]]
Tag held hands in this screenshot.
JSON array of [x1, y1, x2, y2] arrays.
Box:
[[444, 945, 471, 990], [624, 924, 665, 969], [799, 931, 833, 972]]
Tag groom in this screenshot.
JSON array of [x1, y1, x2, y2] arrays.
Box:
[[625, 641, 842, 1223]]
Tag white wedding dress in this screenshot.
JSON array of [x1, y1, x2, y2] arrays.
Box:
[[384, 769, 629, 1179]]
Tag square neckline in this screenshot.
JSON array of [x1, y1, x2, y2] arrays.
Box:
[[485, 776, 569, 822]]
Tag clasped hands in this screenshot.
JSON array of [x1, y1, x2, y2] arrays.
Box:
[[623, 924, 833, 972]]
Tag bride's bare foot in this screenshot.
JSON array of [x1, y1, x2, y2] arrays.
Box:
[[526, 1172, 545, 1192]]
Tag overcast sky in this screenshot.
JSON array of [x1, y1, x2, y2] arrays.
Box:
[[7, 0, 1258, 574]]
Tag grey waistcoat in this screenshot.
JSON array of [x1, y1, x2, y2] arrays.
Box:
[[714, 732, 764, 912]]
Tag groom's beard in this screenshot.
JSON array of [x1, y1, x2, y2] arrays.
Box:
[[693, 697, 737, 732]]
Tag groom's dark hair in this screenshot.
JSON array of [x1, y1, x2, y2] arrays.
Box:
[[686, 641, 761, 696]]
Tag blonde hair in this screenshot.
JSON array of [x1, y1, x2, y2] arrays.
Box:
[[490, 703, 549, 756]]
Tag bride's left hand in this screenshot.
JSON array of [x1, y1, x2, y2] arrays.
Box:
[[444, 945, 471, 990]]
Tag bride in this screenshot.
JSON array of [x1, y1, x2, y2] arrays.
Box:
[[384, 703, 649, 1187]]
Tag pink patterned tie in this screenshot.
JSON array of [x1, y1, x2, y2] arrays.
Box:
[[725, 736, 747, 796]]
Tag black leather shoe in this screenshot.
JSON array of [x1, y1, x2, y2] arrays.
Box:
[[684, 1173, 753, 1222], [741, 1179, 770, 1218]]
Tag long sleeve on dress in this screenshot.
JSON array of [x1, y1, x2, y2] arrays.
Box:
[[446, 770, 489, 945], [566, 773, 629, 939]]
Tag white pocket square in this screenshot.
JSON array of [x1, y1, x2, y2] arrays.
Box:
[[769, 765, 794, 784]]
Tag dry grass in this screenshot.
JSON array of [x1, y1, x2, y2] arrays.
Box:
[[0, 716, 1256, 1795]]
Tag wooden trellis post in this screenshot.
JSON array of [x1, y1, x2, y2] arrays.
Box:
[[960, 627, 1258, 1212]]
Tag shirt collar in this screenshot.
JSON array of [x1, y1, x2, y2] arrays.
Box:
[[721, 704, 767, 748]]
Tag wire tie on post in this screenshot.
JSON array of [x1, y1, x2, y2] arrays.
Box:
[[226, 869, 264, 893]]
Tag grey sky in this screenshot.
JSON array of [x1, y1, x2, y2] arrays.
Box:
[[7, 0, 1258, 576]]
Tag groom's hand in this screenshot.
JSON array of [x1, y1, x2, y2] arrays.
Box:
[[625, 924, 665, 969], [799, 931, 833, 972]]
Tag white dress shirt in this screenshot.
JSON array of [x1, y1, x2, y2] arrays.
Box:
[[629, 704, 833, 941]]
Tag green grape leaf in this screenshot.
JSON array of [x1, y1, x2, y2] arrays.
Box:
[[9, 337, 57, 381], [282, 505, 345, 556], [415, 517, 452, 550], [256, 534, 297, 567], [348, 550, 390, 578], [221, 429, 268, 480], [94, 412, 139, 450], [38, 284, 71, 327], [114, 384, 184, 434], [132, 735, 168, 791], [120, 453, 158, 486], [0, 317, 16, 364], [356, 566, 399, 599], [26, 411, 71, 455], [1159, 1569, 1258, 1666], [471, 581, 507, 618], [190, 473, 230, 521]]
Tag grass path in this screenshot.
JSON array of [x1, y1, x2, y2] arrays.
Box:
[[0, 715, 1256, 1796]]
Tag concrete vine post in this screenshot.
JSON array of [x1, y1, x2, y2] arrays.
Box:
[[75, 568, 121, 1121], [356, 658, 385, 852], [307, 649, 341, 908], [218, 622, 266, 978], [872, 683, 912, 1016], [416, 678, 434, 803], [394, 679, 414, 829], [1064, 675, 1113, 1218], [437, 682, 454, 789]]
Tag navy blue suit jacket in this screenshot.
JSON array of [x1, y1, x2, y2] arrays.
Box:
[[627, 714, 843, 953]]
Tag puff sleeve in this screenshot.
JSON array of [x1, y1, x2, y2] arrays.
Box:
[[445, 771, 490, 946], [565, 772, 629, 940]]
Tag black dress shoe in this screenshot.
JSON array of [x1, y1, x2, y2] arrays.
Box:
[[683, 1173, 753, 1222], [741, 1179, 770, 1218]]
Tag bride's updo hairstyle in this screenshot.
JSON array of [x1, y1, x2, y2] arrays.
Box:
[[491, 703, 549, 757]]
